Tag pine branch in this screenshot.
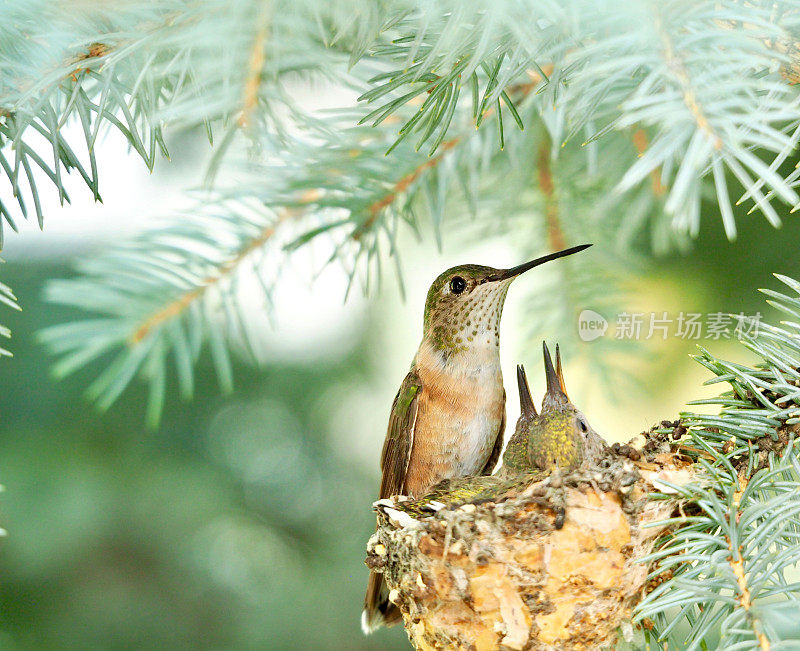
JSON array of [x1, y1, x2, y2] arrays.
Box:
[[633, 275, 800, 648], [0, 4, 179, 234], [238, 4, 274, 130], [0, 0, 368, 233], [39, 98, 659, 423], [4, 0, 800, 246], [38, 198, 300, 427], [353, 135, 462, 239], [560, 0, 800, 240], [632, 129, 666, 198], [6, 0, 799, 427], [129, 207, 295, 346], [354, 1, 568, 150], [38, 106, 494, 418]]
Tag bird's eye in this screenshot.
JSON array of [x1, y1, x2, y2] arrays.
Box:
[[578, 418, 588, 433], [449, 276, 467, 294]]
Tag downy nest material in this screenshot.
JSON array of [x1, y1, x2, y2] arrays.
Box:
[[365, 449, 695, 650]]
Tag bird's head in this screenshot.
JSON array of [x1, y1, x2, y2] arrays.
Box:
[[421, 245, 591, 355]]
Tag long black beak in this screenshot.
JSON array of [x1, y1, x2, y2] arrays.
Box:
[[487, 244, 592, 282], [516, 364, 537, 419], [543, 342, 570, 408]]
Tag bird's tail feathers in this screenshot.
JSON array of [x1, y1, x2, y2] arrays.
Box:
[[362, 571, 402, 634]]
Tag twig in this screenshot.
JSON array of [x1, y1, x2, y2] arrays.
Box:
[[239, 4, 272, 128], [653, 10, 722, 150], [632, 129, 666, 196], [129, 198, 311, 344], [727, 467, 770, 651], [353, 137, 461, 241], [537, 141, 566, 251]]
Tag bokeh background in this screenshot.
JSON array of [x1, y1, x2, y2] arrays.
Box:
[[2, 101, 800, 650]]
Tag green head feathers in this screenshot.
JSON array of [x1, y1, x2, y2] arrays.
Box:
[[423, 264, 511, 353], [421, 245, 593, 353]]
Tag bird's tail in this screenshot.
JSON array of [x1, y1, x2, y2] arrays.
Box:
[[361, 570, 402, 634]]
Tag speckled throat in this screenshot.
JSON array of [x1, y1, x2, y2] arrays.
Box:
[[424, 279, 512, 355]]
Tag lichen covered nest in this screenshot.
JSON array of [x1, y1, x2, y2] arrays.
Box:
[[365, 452, 695, 650]]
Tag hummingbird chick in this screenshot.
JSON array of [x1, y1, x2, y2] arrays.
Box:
[[499, 342, 608, 527], [362, 245, 592, 634], [509, 342, 607, 477]]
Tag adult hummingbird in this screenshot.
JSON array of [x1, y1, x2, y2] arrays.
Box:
[[361, 244, 591, 633]]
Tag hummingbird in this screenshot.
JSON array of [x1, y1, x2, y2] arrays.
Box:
[[502, 342, 607, 478], [361, 244, 592, 634], [391, 342, 607, 519]]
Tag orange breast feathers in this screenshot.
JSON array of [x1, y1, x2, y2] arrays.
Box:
[[403, 344, 505, 496]]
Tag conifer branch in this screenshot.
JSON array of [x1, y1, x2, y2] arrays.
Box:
[[39, 197, 298, 426], [354, 136, 462, 240], [0, 0, 357, 233], [130, 207, 293, 345], [536, 140, 566, 252], [653, 9, 722, 151], [632, 129, 666, 197], [238, 4, 273, 129], [728, 539, 771, 650], [632, 275, 800, 647]]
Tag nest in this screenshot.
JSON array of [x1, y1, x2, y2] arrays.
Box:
[[365, 452, 695, 650]]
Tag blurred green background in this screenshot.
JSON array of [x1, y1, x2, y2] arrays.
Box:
[[2, 130, 800, 650], [0, 258, 407, 650]]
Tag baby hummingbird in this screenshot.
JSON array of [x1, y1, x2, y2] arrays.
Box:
[[362, 245, 592, 633], [501, 342, 606, 478]]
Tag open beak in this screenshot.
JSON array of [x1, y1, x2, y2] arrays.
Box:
[[554, 344, 569, 401], [516, 364, 537, 419], [542, 342, 570, 409], [487, 244, 592, 282]]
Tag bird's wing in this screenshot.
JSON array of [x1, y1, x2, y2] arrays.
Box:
[[378, 370, 422, 498], [480, 388, 506, 475]]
